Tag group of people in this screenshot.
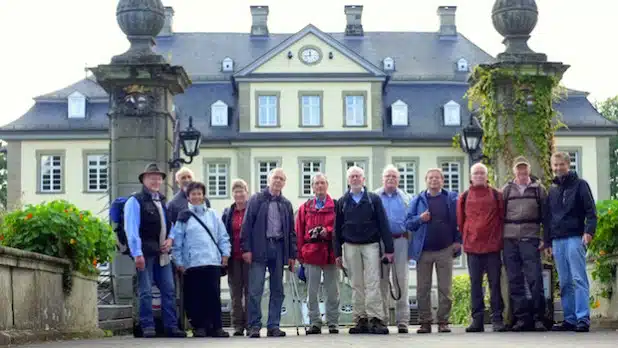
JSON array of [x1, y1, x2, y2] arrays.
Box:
[[123, 150, 597, 339]]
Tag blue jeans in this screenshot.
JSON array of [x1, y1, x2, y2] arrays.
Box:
[[247, 239, 284, 329], [136, 256, 179, 329], [552, 236, 590, 325]]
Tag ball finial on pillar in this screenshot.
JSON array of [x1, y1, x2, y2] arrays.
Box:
[[491, 0, 547, 62], [112, 0, 166, 64]]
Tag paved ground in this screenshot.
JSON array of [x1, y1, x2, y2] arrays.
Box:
[[18, 327, 618, 348]]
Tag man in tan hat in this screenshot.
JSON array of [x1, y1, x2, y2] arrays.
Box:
[[501, 156, 548, 332], [124, 163, 186, 338]]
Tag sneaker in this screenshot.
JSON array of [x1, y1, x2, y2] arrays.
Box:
[[233, 328, 244, 336], [369, 317, 389, 335], [266, 328, 287, 337], [306, 326, 322, 335], [166, 327, 187, 338], [438, 323, 451, 333], [492, 321, 507, 332], [193, 328, 207, 338], [397, 324, 408, 334], [417, 323, 432, 334], [575, 322, 590, 333], [142, 327, 156, 338], [465, 319, 484, 333], [534, 321, 547, 332], [249, 327, 261, 338], [551, 322, 576, 332], [349, 318, 370, 334], [328, 325, 339, 334]]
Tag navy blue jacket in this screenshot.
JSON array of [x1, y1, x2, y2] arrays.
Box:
[[545, 171, 597, 244], [405, 189, 462, 261], [240, 188, 297, 263]]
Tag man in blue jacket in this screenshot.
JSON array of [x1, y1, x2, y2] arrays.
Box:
[[405, 168, 461, 334], [544, 152, 597, 333], [241, 168, 297, 338]]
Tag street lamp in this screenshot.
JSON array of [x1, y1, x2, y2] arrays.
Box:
[[460, 115, 486, 167], [169, 116, 201, 170]]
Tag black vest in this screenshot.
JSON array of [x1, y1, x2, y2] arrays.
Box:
[[134, 188, 172, 257]]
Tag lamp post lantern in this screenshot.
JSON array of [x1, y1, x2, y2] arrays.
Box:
[[460, 115, 486, 168], [169, 116, 202, 170]]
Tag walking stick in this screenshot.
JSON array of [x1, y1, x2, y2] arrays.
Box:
[[289, 267, 306, 335]]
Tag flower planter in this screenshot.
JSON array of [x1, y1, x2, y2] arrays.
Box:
[[0, 246, 104, 347]]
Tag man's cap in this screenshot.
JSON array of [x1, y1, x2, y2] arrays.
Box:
[[512, 156, 530, 168]]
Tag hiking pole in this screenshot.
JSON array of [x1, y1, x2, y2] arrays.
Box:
[[289, 268, 305, 335]]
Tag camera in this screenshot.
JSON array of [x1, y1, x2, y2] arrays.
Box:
[[308, 226, 325, 243], [381, 257, 391, 265]]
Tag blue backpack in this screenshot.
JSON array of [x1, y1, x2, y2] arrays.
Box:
[[109, 195, 135, 255]]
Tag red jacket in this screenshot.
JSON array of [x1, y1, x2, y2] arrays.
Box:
[[295, 195, 336, 265], [456, 185, 504, 254]]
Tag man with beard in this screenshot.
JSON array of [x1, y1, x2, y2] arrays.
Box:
[[167, 167, 211, 224]]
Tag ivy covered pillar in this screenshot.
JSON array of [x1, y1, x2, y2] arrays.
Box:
[[467, 0, 569, 326], [90, 0, 191, 303]]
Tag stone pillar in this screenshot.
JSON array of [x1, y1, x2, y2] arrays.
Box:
[[90, 0, 191, 303], [474, 0, 569, 325]]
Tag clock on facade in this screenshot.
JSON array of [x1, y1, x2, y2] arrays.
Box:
[[300, 47, 321, 64]]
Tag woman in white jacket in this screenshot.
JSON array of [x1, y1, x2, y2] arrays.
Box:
[[172, 181, 231, 338]]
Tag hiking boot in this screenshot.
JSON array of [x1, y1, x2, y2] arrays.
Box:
[[417, 323, 432, 334], [266, 328, 286, 337], [166, 327, 187, 338], [306, 326, 322, 334], [369, 317, 389, 335], [534, 321, 547, 332], [438, 323, 451, 333], [492, 321, 507, 332], [575, 322, 590, 333], [552, 321, 576, 332], [328, 325, 339, 334], [397, 324, 408, 334], [142, 327, 156, 338], [209, 328, 229, 338], [249, 327, 261, 338], [193, 328, 207, 337], [510, 320, 528, 332], [233, 328, 244, 336], [465, 319, 484, 333], [349, 318, 370, 334]]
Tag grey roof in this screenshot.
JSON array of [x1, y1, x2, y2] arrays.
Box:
[[1, 24, 615, 139]]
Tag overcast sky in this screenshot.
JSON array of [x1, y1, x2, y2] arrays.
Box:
[[0, 0, 614, 125]]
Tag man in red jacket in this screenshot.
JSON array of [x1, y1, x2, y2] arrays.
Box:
[[296, 172, 339, 334], [457, 162, 506, 333]]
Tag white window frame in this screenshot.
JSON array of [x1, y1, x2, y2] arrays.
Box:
[[383, 57, 395, 71], [40, 154, 63, 193], [391, 100, 408, 126], [86, 154, 108, 192], [443, 100, 461, 126], [457, 58, 469, 72], [222, 57, 234, 72], [343, 158, 368, 193], [211, 100, 229, 126], [344, 95, 365, 126], [301, 95, 321, 126], [205, 161, 229, 198], [258, 95, 278, 127], [394, 159, 417, 195], [299, 158, 324, 197], [256, 159, 280, 192], [568, 151, 580, 173], [68, 91, 86, 119], [440, 160, 462, 193]]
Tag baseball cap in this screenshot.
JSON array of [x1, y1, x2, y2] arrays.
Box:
[[512, 156, 530, 168]]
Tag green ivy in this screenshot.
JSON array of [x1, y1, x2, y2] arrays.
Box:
[[450, 274, 489, 325], [588, 200, 618, 302], [455, 65, 565, 187], [0, 200, 116, 294]]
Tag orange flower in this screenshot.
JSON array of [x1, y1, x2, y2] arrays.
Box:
[[70, 239, 76, 245], [93, 259, 98, 266], [79, 214, 83, 220], [24, 213, 33, 220], [600, 250, 607, 256], [0, 235, 4, 241], [595, 299, 601, 309]]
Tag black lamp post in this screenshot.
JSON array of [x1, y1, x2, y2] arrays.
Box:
[[460, 115, 485, 168], [169, 116, 202, 170]]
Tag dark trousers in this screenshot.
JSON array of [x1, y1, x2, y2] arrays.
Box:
[[228, 258, 249, 330], [504, 238, 545, 323], [248, 239, 284, 329], [467, 252, 504, 323], [183, 265, 223, 331]]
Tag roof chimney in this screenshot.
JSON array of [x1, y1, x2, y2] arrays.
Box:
[[250, 6, 269, 37], [344, 5, 363, 37], [158, 6, 174, 37], [437, 6, 457, 37]]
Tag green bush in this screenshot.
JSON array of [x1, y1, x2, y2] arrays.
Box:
[[450, 274, 489, 325], [0, 200, 116, 292], [588, 199, 618, 300]]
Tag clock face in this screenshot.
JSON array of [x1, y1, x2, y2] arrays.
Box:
[[301, 48, 321, 64]]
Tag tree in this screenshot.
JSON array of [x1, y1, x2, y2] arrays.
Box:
[[596, 96, 618, 198]]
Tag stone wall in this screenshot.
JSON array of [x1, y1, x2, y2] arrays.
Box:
[[589, 256, 618, 327], [0, 246, 104, 346]]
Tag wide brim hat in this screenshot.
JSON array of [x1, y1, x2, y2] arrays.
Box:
[[139, 163, 167, 183]]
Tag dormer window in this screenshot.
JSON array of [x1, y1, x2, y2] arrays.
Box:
[[211, 100, 229, 126], [443, 100, 461, 126], [391, 100, 408, 126], [457, 58, 469, 72], [68, 91, 86, 118], [383, 57, 395, 71], [222, 57, 234, 72]]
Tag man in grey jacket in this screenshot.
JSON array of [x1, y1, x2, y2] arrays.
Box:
[[167, 167, 210, 224]]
